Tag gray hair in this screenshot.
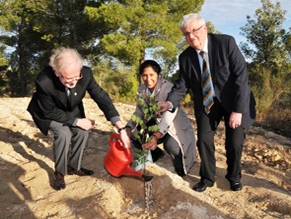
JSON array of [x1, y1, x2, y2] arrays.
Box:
[[49, 47, 83, 73], [180, 13, 206, 31]]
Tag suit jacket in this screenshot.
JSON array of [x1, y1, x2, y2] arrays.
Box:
[[127, 77, 196, 173], [168, 34, 256, 128], [27, 65, 119, 135]]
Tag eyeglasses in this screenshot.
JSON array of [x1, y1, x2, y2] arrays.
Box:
[[59, 73, 83, 83], [183, 25, 205, 37]]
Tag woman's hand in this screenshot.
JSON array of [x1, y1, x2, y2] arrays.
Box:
[[142, 135, 158, 151]]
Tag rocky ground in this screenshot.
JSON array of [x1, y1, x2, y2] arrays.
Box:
[[0, 97, 291, 219]]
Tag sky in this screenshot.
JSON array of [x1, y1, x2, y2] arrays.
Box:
[[199, 0, 291, 45]]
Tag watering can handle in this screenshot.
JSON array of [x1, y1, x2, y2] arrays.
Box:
[[109, 133, 122, 145], [109, 133, 131, 155]]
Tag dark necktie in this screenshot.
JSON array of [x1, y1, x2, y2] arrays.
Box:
[[65, 87, 71, 109], [200, 51, 214, 114]]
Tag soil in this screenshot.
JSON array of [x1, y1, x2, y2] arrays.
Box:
[[0, 97, 291, 219]]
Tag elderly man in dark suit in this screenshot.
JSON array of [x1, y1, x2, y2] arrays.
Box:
[[158, 13, 256, 192], [28, 47, 130, 190]]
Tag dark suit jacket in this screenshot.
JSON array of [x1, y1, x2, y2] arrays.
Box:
[[168, 34, 256, 128], [27, 66, 119, 135]]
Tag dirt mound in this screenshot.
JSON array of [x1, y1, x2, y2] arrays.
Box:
[[0, 97, 291, 219]]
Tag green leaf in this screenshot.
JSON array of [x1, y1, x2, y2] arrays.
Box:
[[142, 107, 148, 114], [132, 114, 137, 122], [138, 120, 144, 126], [130, 92, 165, 144]]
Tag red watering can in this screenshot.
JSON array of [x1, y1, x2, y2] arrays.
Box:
[[104, 133, 153, 182]]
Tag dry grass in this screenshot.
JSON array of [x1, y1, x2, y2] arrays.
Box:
[[255, 107, 291, 138]]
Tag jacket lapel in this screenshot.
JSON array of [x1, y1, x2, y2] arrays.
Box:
[[186, 47, 201, 83], [153, 77, 163, 96], [207, 35, 216, 84], [53, 76, 69, 108]]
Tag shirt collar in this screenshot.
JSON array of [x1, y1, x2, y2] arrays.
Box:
[[196, 37, 208, 54]]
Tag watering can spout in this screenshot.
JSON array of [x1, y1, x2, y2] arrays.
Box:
[[122, 166, 153, 181], [104, 133, 154, 181], [122, 165, 143, 178]]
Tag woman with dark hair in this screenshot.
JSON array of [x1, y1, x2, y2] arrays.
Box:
[[126, 60, 196, 176]]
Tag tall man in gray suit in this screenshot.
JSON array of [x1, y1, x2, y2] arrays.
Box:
[[158, 13, 256, 192], [28, 47, 130, 190]]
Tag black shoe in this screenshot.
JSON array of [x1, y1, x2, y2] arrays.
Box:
[[193, 181, 214, 192], [68, 166, 94, 176], [151, 147, 165, 162], [174, 155, 185, 177], [177, 171, 186, 177], [230, 181, 243, 191], [54, 171, 66, 190]]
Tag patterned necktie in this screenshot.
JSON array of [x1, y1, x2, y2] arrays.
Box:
[[200, 51, 214, 114]]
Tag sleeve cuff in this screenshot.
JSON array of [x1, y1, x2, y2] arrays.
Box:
[[167, 101, 175, 112], [110, 116, 120, 125]]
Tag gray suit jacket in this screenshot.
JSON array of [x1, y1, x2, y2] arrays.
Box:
[[127, 78, 196, 173]]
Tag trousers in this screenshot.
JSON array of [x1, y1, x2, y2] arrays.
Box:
[[196, 98, 245, 185], [49, 121, 89, 175]]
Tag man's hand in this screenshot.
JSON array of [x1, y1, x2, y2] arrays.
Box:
[[76, 118, 95, 130], [115, 121, 131, 148], [119, 130, 131, 148], [157, 101, 172, 114], [229, 112, 242, 129]]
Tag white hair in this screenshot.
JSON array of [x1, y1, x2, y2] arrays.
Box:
[[49, 47, 83, 73], [180, 13, 206, 31]]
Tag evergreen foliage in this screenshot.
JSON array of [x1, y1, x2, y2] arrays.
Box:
[[0, 0, 291, 135], [0, 45, 8, 95], [240, 0, 291, 116], [87, 0, 202, 100]]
